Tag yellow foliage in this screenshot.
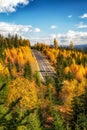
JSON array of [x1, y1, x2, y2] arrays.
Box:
[[4, 46, 37, 74], [75, 70, 84, 82], [85, 67, 87, 76], [74, 65, 85, 81], [70, 64, 79, 74], [0, 62, 9, 75], [5, 46, 35, 65], [59, 79, 86, 110], [80, 65, 86, 76], [0, 63, 4, 72], [64, 64, 86, 81], [7, 78, 38, 109], [64, 67, 70, 74]]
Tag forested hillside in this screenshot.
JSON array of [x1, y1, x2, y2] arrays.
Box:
[[34, 42, 87, 130], [0, 34, 40, 130], [0, 35, 87, 130]]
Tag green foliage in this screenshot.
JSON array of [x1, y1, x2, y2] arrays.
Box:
[[51, 110, 65, 130], [0, 33, 31, 54], [24, 62, 32, 80], [63, 57, 72, 67], [65, 72, 74, 81], [69, 88, 87, 130], [0, 83, 7, 104], [0, 74, 9, 86], [8, 33, 13, 49], [15, 61, 20, 73], [0, 74, 10, 104], [55, 54, 65, 94], [0, 83, 37, 130], [27, 110, 42, 130], [34, 71, 41, 87], [0, 107, 35, 130], [81, 56, 87, 67], [14, 34, 20, 48], [45, 75, 55, 87]]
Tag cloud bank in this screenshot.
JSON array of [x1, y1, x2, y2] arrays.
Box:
[[0, 22, 40, 38], [0, 0, 30, 13], [0, 22, 86, 45], [50, 30, 87, 45], [28, 30, 87, 45]]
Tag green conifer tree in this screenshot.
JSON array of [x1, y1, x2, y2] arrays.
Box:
[[24, 62, 32, 80]]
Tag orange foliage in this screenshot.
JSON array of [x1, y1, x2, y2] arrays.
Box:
[[5, 46, 35, 66]]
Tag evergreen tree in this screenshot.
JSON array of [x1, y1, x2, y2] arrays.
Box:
[[45, 74, 55, 87], [25, 39, 31, 47], [14, 34, 19, 48], [51, 109, 66, 130], [8, 33, 13, 48], [27, 110, 43, 130], [19, 36, 23, 46], [15, 61, 20, 73], [0, 35, 5, 58], [47, 86, 66, 130], [24, 62, 32, 80], [69, 88, 87, 130], [55, 53, 65, 94]]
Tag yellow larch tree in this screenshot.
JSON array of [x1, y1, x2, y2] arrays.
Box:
[[7, 78, 38, 110]]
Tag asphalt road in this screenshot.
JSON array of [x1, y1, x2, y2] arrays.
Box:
[[32, 49, 55, 81]]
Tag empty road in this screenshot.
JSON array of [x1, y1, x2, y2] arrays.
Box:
[[32, 49, 55, 81]]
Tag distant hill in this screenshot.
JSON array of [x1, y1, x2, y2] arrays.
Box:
[[75, 44, 87, 50]]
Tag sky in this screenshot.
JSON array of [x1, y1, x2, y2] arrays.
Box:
[[0, 0, 87, 45]]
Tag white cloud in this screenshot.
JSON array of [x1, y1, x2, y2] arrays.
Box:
[[0, 21, 33, 37], [29, 30, 87, 45], [80, 13, 87, 18], [32, 30, 87, 45], [50, 30, 87, 45], [67, 30, 87, 44], [34, 28, 41, 32], [0, 21, 86, 45], [0, 0, 30, 13], [0, 21, 41, 39], [75, 22, 87, 29], [68, 15, 72, 18], [50, 25, 57, 29]]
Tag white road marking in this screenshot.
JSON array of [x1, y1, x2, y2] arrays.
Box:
[[32, 49, 55, 82]]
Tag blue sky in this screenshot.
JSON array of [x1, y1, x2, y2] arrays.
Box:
[[0, 0, 87, 45]]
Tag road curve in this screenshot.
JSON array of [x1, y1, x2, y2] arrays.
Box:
[[32, 49, 55, 81]]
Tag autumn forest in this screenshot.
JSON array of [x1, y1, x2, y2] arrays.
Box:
[[0, 34, 87, 130]]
